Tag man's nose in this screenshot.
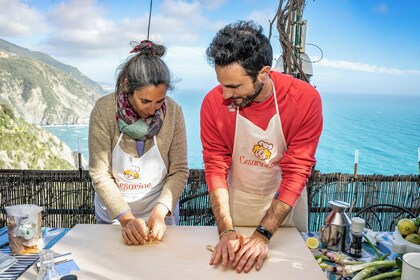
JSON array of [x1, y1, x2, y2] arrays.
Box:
[[222, 87, 233, 99]]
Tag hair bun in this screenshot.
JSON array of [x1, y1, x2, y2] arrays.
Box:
[[130, 40, 165, 57]]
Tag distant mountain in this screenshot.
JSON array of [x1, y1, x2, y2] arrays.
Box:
[[97, 81, 115, 95], [0, 38, 106, 96], [0, 103, 78, 169], [0, 38, 104, 125]]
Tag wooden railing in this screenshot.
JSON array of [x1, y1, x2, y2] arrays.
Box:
[[1, 169, 419, 231]]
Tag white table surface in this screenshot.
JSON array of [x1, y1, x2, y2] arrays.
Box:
[[19, 224, 327, 279]]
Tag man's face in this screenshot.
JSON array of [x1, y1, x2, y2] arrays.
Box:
[[215, 63, 263, 107]]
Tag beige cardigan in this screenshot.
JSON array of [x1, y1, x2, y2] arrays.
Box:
[[88, 92, 189, 219]]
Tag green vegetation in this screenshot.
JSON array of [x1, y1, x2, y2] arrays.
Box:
[[0, 103, 74, 170]]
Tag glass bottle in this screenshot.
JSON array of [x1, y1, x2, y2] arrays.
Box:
[[349, 217, 365, 258], [37, 249, 60, 280]]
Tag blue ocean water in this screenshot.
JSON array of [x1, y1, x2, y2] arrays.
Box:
[[44, 91, 420, 175], [43, 124, 89, 160]]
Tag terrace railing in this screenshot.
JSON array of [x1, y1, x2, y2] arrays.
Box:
[[1, 169, 419, 232], [307, 171, 419, 232]]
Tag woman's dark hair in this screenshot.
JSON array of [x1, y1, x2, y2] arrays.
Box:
[[206, 20, 273, 81], [115, 40, 173, 95]]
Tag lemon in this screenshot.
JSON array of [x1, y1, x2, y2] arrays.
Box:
[[319, 262, 328, 269], [405, 233, 420, 245], [305, 237, 319, 249], [397, 218, 416, 236]]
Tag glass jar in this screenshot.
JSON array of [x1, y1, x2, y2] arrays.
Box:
[[37, 249, 60, 280], [349, 217, 365, 258]]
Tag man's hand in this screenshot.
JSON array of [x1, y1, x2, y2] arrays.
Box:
[[210, 231, 246, 267], [232, 232, 269, 273], [121, 218, 149, 245]]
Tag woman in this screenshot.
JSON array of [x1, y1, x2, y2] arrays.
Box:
[[88, 40, 188, 245]]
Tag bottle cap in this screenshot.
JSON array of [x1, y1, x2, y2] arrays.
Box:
[[351, 217, 365, 233]]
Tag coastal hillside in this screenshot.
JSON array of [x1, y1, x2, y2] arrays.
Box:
[[0, 39, 104, 125], [0, 103, 77, 169]]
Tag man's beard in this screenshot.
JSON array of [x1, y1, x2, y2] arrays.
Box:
[[232, 81, 264, 107]]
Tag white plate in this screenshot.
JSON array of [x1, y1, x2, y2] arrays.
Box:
[[0, 252, 18, 274], [392, 227, 420, 254]]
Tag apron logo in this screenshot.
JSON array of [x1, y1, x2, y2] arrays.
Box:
[[252, 140, 273, 160], [122, 165, 140, 180]]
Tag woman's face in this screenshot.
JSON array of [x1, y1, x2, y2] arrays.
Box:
[[127, 84, 167, 119]]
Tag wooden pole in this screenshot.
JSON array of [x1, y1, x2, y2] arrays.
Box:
[[78, 138, 83, 176], [78, 152, 82, 171]]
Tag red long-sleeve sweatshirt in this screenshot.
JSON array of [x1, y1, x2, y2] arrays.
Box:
[[200, 71, 323, 207]]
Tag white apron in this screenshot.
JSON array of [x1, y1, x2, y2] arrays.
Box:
[[95, 134, 177, 225], [227, 82, 308, 232]]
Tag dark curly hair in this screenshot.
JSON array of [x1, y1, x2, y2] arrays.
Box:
[[206, 20, 273, 81]]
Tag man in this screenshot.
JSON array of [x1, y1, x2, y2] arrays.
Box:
[[200, 20, 323, 273]]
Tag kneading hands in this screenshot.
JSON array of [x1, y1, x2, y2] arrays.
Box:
[[119, 203, 169, 245], [209, 230, 269, 273]]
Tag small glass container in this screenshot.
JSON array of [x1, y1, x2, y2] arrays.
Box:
[[349, 217, 365, 258], [37, 249, 60, 280]]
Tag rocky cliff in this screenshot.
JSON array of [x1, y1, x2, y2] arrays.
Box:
[[0, 39, 103, 125]]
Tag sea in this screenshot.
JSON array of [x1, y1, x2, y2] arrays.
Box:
[[43, 91, 420, 175]]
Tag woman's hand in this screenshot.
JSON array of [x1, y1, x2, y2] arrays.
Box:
[[121, 218, 149, 245], [209, 231, 246, 267], [147, 203, 169, 241]]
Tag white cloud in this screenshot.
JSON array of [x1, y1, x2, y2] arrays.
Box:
[[40, 0, 224, 57], [0, 0, 47, 36], [159, 0, 201, 18], [165, 46, 217, 92], [319, 58, 420, 76], [151, 0, 225, 44], [200, 0, 226, 10], [247, 10, 275, 29], [44, 0, 124, 55]]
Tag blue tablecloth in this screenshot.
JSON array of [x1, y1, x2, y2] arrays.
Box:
[[0, 227, 70, 279], [300, 231, 397, 280]]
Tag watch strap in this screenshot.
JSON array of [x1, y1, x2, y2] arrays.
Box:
[[255, 225, 273, 240]]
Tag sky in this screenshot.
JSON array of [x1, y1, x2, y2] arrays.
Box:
[[1, 0, 420, 96]]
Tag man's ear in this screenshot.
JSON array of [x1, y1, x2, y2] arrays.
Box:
[[258, 66, 271, 81]]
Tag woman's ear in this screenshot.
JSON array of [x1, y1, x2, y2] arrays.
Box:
[[123, 78, 129, 92]]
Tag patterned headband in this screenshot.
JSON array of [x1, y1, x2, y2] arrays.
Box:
[[130, 40, 153, 54]]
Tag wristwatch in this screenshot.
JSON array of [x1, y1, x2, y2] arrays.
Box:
[[255, 225, 273, 240]]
